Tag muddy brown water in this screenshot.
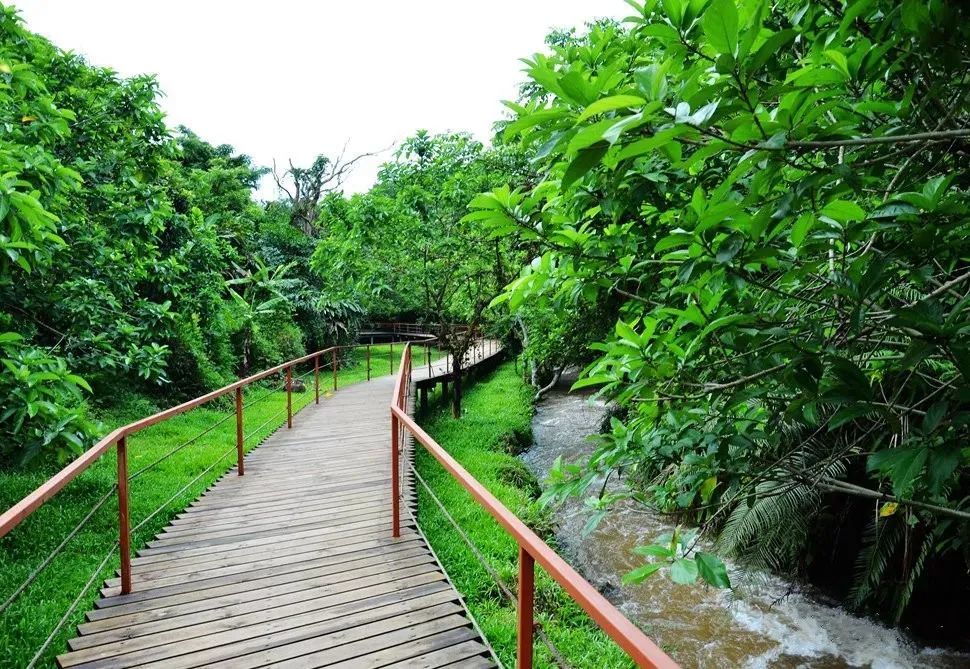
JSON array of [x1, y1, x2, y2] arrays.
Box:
[[522, 388, 969, 669]]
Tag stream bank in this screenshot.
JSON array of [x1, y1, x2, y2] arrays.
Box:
[[522, 385, 968, 669]]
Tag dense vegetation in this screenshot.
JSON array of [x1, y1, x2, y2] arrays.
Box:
[[470, 0, 970, 637], [3, 0, 969, 658], [0, 5, 360, 467], [313, 132, 530, 414]]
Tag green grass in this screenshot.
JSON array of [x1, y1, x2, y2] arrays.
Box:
[[0, 342, 430, 668], [415, 362, 633, 668]]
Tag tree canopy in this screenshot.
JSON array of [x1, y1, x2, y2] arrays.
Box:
[[2, 0, 968, 634], [470, 0, 970, 622], [0, 6, 361, 464]]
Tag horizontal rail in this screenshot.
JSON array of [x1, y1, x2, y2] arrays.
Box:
[[0, 332, 435, 540], [0, 325, 443, 667], [392, 343, 678, 669]]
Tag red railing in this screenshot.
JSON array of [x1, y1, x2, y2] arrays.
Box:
[[364, 321, 478, 338], [390, 343, 678, 669], [0, 335, 437, 596]]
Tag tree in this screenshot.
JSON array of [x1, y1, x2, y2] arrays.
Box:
[[225, 259, 298, 376], [0, 8, 332, 462], [272, 148, 378, 236], [314, 131, 530, 414], [472, 0, 970, 622]]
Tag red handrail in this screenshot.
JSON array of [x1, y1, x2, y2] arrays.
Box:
[[390, 343, 678, 669], [0, 332, 438, 595]]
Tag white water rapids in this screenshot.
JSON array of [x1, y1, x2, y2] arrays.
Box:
[[521, 389, 968, 669]]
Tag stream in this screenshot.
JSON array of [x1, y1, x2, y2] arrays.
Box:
[[521, 387, 969, 669]]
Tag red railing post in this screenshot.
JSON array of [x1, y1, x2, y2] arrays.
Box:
[[367, 344, 371, 381], [235, 387, 244, 475], [286, 365, 293, 429], [391, 412, 400, 538], [314, 354, 320, 405], [117, 435, 132, 595], [517, 546, 535, 669], [390, 341, 394, 374], [332, 348, 338, 391]]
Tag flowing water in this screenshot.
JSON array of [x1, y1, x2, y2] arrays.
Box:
[[522, 387, 969, 669]]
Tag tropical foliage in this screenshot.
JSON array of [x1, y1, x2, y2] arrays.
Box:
[[3, 0, 968, 639], [313, 131, 529, 412], [0, 6, 362, 465], [471, 0, 970, 624]]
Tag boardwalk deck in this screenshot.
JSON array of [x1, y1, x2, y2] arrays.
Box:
[[57, 345, 500, 669]]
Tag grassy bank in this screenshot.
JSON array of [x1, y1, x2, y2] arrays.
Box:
[[416, 362, 632, 668], [0, 342, 420, 668]]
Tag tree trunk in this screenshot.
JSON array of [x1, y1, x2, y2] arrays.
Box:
[[514, 314, 537, 386], [535, 366, 565, 401], [241, 329, 252, 377], [451, 355, 463, 417]]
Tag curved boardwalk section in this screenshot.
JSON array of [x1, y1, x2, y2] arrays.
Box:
[[56, 357, 496, 669]]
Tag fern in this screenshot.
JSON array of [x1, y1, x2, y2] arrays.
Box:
[[847, 515, 902, 609], [716, 445, 847, 574], [716, 480, 817, 572]]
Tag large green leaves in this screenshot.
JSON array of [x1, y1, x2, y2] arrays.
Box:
[[481, 0, 970, 617], [702, 0, 739, 57]]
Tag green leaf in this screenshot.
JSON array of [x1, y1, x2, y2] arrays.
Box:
[[839, 0, 876, 35], [578, 95, 646, 122], [829, 356, 872, 400], [828, 404, 874, 430], [669, 558, 699, 584], [571, 375, 614, 390], [868, 447, 928, 496], [923, 401, 947, 433], [926, 448, 961, 495], [615, 319, 639, 344], [634, 63, 669, 101], [823, 49, 850, 78], [748, 29, 796, 72], [0, 332, 24, 345], [622, 562, 662, 585], [791, 214, 814, 247], [820, 200, 866, 223], [715, 233, 744, 263], [702, 0, 739, 57], [634, 544, 675, 558], [562, 144, 608, 188], [65, 374, 93, 393], [559, 71, 596, 106], [700, 476, 718, 503], [567, 119, 620, 153], [695, 552, 731, 588]]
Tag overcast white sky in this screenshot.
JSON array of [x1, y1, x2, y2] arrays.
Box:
[[13, 1, 626, 198]]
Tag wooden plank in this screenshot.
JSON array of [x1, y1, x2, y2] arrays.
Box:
[[60, 591, 463, 668], [129, 527, 418, 574], [100, 544, 428, 602], [59, 366, 491, 668], [381, 640, 493, 668], [145, 508, 391, 548], [75, 575, 452, 646], [204, 614, 475, 669], [163, 494, 388, 533], [88, 556, 438, 620], [132, 515, 404, 561], [102, 536, 424, 594]]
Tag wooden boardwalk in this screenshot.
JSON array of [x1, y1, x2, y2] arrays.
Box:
[[57, 347, 499, 669]]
